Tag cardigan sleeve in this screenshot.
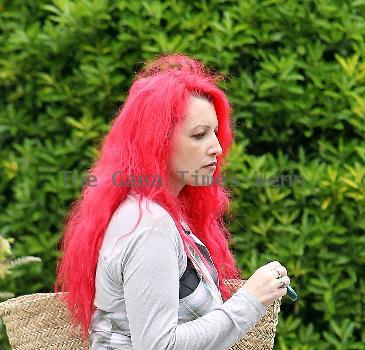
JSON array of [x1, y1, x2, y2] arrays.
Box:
[[121, 225, 267, 350]]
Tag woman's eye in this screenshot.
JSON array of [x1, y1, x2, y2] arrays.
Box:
[[193, 133, 205, 139], [193, 131, 218, 139]]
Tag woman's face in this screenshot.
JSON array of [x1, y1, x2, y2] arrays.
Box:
[[167, 95, 223, 196]]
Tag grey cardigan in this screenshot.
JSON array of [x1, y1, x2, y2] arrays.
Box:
[[89, 193, 267, 349]]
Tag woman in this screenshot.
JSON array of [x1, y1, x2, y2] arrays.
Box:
[[55, 53, 290, 350]]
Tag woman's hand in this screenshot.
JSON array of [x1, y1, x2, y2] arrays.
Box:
[[241, 260, 290, 307]]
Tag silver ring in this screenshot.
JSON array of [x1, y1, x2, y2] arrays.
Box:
[[279, 280, 286, 289], [274, 268, 281, 279]]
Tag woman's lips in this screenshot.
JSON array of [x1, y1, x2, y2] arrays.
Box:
[[203, 164, 217, 170], [203, 161, 217, 167]]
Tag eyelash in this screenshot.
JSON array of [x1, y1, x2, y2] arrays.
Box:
[[193, 131, 218, 140], [193, 133, 205, 140]]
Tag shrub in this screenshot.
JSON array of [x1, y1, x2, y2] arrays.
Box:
[[1, 0, 364, 348]]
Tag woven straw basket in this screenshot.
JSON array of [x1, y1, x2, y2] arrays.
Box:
[[0, 279, 281, 350]]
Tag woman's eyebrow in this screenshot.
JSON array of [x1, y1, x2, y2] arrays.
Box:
[[192, 124, 219, 130]]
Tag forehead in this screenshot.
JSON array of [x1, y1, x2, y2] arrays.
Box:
[[182, 95, 218, 129]]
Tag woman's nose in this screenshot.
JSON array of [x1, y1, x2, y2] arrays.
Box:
[[210, 136, 223, 156]]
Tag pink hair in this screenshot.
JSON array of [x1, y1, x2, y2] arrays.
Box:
[[55, 53, 243, 341]]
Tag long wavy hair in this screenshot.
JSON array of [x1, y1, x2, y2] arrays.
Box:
[[55, 53, 242, 341]]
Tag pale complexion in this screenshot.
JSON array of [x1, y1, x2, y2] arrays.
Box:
[[167, 95, 223, 196]]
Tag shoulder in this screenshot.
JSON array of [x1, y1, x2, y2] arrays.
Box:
[[101, 193, 180, 257], [113, 193, 177, 231], [99, 193, 188, 283]]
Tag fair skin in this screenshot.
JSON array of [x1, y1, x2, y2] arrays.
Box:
[[167, 96, 291, 307], [167, 95, 223, 197]]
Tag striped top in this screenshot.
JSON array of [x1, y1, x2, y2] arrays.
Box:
[[89, 193, 267, 349]]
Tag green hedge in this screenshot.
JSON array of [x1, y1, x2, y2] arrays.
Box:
[[1, 0, 364, 349]]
